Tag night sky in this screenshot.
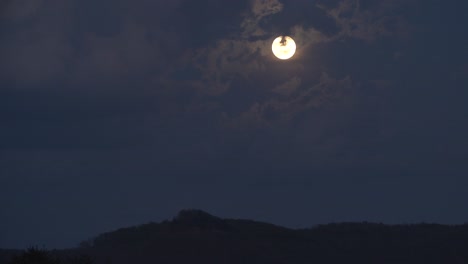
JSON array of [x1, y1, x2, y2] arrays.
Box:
[[1, 0, 467, 249]]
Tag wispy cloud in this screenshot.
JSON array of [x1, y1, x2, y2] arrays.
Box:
[[241, 0, 284, 37], [318, 0, 414, 42]]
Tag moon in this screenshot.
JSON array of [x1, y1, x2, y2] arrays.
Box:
[[272, 36, 296, 60]]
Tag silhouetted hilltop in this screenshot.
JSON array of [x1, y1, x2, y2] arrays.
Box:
[[2, 210, 468, 264], [171, 209, 230, 231]]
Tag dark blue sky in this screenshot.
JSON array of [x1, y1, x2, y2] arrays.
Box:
[[1, 0, 467, 249]]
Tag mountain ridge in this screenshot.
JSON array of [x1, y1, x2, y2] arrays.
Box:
[[2, 209, 468, 264]]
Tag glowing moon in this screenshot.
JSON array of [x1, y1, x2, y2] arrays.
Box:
[[272, 36, 296, 60]]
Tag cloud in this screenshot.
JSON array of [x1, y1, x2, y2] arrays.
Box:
[[223, 72, 354, 129], [0, 0, 418, 127], [290, 24, 330, 48], [169, 0, 369, 123], [188, 38, 271, 95], [1, 32, 73, 85], [318, 0, 414, 42], [251, 0, 283, 17], [0, 0, 185, 88], [273, 76, 301, 96], [182, 0, 332, 98], [0, 0, 74, 85], [241, 0, 284, 37], [0, 0, 44, 20], [71, 21, 158, 85]]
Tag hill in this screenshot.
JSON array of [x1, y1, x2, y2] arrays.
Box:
[[2, 209, 468, 263]]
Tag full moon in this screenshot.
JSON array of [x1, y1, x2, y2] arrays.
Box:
[[272, 36, 296, 60]]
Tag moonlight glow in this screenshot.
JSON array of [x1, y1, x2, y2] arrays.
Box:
[[272, 36, 296, 60]]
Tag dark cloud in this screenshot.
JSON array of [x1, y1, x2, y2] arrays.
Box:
[[241, 0, 284, 37], [0, 0, 44, 20], [318, 0, 415, 42], [222, 73, 353, 130], [0, 0, 74, 85]]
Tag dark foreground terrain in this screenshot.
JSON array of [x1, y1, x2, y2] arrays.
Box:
[[2, 210, 468, 264]]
